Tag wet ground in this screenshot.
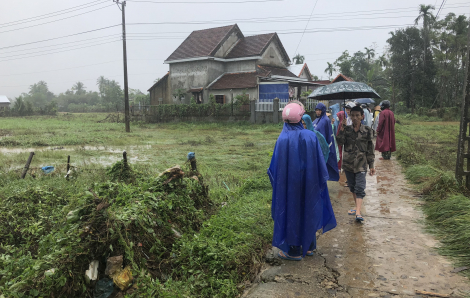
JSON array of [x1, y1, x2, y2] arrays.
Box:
[[244, 153, 470, 298]]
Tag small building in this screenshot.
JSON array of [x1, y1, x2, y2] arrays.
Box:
[[148, 24, 324, 106], [0, 95, 11, 110]]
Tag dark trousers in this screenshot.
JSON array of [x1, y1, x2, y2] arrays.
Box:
[[382, 151, 392, 160]]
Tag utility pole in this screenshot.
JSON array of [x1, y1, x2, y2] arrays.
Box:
[[455, 19, 470, 188], [114, 0, 130, 132]]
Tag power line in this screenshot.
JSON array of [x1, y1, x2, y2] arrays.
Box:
[[0, 0, 107, 27], [0, 34, 121, 54], [0, 40, 120, 62], [0, 5, 114, 34], [127, 0, 283, 3], [294, 0, 319, 56], [0, 24, 120, 50], [436, 0, 448, 18], [0, 59, 163, 77], [0, 36, 121, 59]]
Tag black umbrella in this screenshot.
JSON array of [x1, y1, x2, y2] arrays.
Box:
[[354, 98, 376, 105], [308, 81, 381, 117]]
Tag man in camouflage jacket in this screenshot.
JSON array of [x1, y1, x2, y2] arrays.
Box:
[[336, 105, 376, 222]]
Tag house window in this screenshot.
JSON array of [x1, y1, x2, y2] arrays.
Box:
[[215, 95, 225, 104]]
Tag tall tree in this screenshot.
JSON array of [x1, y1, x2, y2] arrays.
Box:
[[293, 54, 305, 65], [96, 76, 108, 97], [72, 82, 86, 95], [324, 62, 336, 80], [415, 4, 436, 66], [364, 47, 376, 64]]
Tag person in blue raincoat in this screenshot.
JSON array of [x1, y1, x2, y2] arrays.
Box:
[[362, 104, 373, 127], [302, 114, 329, 163], [268, 101, 337, 260], [330, 103, 340, 134], [313, 103, 340, 181]]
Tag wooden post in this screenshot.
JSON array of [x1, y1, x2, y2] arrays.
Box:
[[190, 158, 197, 172], [21, 152, 35, 179], [67, 155, 71, 173], [123, 151, 127, 165], [455, 19, 470, 188]]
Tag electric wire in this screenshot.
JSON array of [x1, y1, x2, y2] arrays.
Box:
[[0, 4, 115, 34], [0, 24, 121, 50], [0, 40, 120, 62], [436, 0, 448, 18], [0, 34, 121, 55], [0, 36, 121, 59], [294, 0, 319, 56], [126, 0, 283, 3], [0, 0, 107, 27]]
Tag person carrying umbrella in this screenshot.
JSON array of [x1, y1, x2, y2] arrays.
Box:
[[313, 103, 340, 181], [268, 101, 336, 260], [336, 105, 376, 222], [375, 100, 396, 160]]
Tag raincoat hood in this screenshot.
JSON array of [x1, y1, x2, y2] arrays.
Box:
[[315, 103, 327, 118]]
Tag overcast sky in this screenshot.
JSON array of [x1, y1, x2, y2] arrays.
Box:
[[1, 0, 469, 99]]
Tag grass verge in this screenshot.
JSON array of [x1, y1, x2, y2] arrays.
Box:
[[395, 122, 470, 279]]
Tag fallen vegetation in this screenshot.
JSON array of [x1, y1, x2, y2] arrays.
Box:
[[395, 121, 470, 278], [0, 115, 279, 297]]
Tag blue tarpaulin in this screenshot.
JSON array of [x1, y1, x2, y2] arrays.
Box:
[[259, 83, 289, 102], [41, 166, 55, 174]]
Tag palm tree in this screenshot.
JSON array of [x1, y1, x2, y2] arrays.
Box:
[[364, 47, 376, 64], [96, 76, 108, 97], [293, 54, 305, 65], [415, 4, 436, 65], [72, 82, 86, 95], [324, 62, 336, 80], [376, 54, 388, 68]]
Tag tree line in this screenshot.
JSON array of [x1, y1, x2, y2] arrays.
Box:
[[5, 77, 149, 116], [322, 5, 468, 113]]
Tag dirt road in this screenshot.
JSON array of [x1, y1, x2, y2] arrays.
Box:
[[244, 153, 470, 298]]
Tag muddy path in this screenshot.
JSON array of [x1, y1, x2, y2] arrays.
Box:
[[244, 153, 470, 298]]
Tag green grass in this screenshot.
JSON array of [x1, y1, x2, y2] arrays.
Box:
[[395, 121, 470, 279], [0, 114, 280, 297]]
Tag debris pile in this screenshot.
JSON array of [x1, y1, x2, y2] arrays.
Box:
[[0, 159, 212, 297]]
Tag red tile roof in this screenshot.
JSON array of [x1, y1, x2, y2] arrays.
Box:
[[257, 65, 298, 78], [208, 72, 258, 90], [225, 33, 275, 59], [166, 25, 240, 61], [331, 73, 354, 83]]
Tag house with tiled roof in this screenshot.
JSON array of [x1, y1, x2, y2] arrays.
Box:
[[149, 24, 324, 105]]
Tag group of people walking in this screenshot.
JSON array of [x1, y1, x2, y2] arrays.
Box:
[[268, 99, 396, 261]]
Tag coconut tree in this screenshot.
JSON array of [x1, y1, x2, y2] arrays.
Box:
[[415, 4, 436, 65], [364, 47, 376, 64], [72, 82, 86, 95], [293, 54, 305, 65], [324, 62, 336, 80]]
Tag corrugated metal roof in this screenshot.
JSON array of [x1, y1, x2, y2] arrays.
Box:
[[0, 95, 11, 103]]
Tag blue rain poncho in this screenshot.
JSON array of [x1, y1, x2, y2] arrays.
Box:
[[268, 122, 337, 257], [330, 103, 340, 134], [312, 103, 340, 181], [302, 114, 329, 163]]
